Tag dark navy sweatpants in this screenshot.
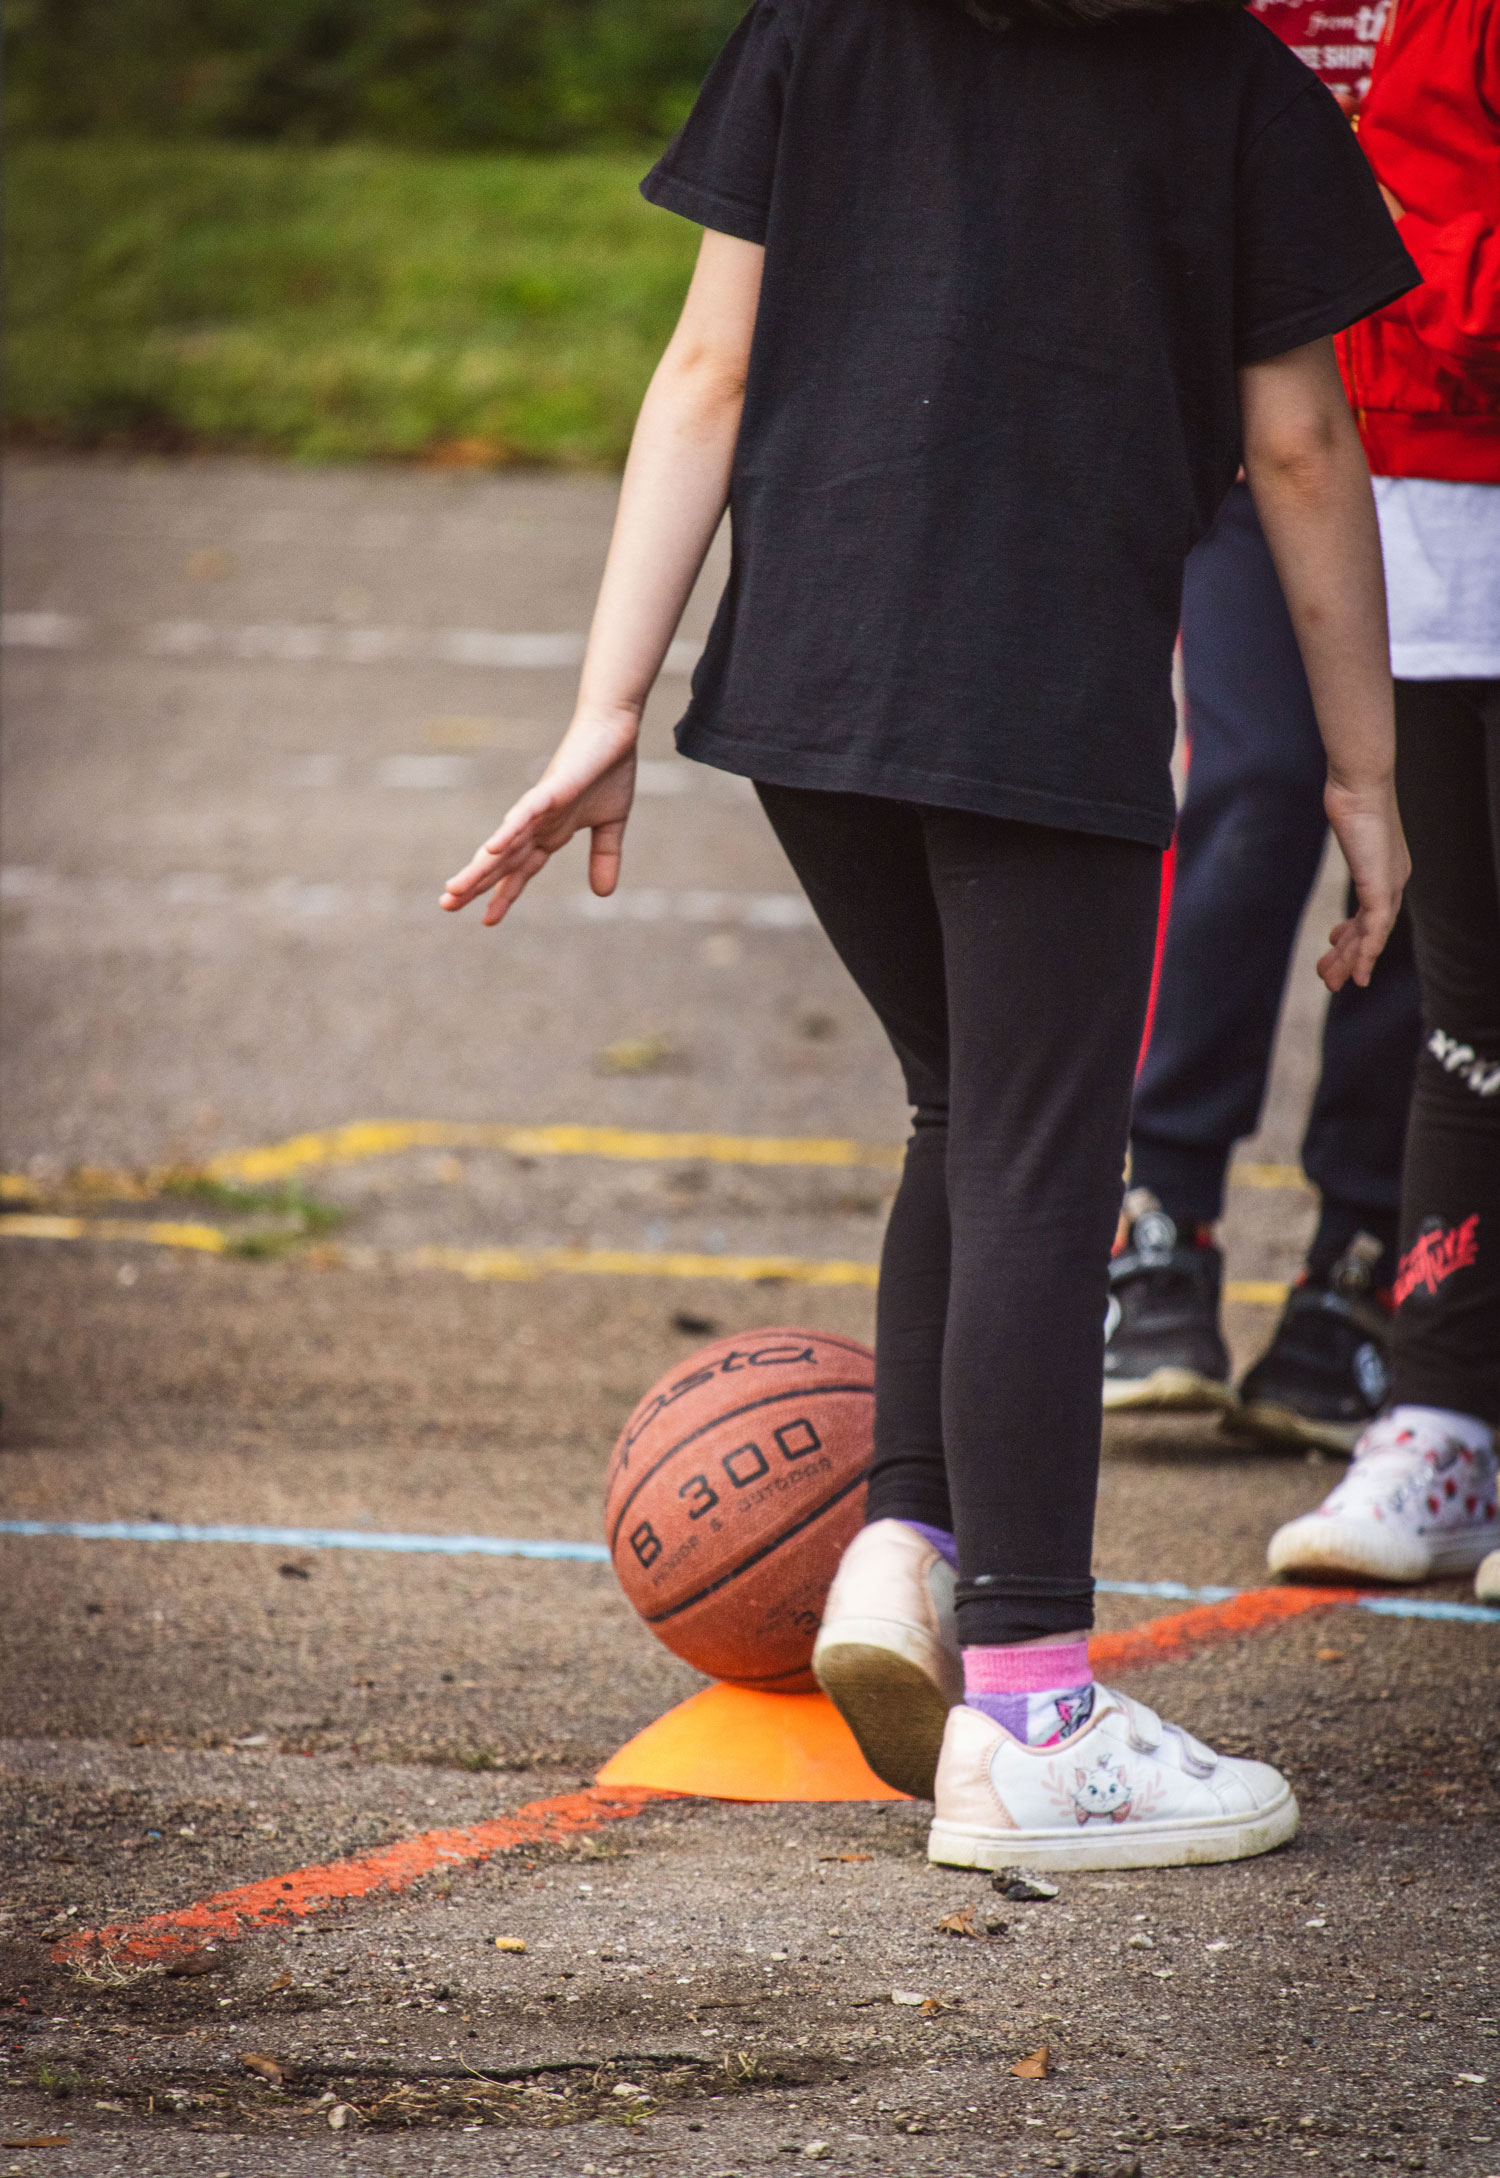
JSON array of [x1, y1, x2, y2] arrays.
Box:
[[1130, 484, 1422, 1280]]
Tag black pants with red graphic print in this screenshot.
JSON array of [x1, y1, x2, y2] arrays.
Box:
[[1391, 677, 1500, 1425]]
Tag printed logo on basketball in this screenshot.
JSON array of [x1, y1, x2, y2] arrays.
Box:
[[618, 1341, 819, 1459], [633, 1419, 827, 1569], [1394, 1214, 1479, 1308]]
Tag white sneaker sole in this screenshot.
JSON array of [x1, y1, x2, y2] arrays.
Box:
[[1476, 1551, 1500, 1605], [928, 1782, 1299, 1872], [813, 1618, 961, 1800], [1268, 1515, 1500, 1584], [1103, 1367, 1236, 1414]]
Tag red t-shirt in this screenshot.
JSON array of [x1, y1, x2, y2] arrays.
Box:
[[1249, 0, 1389, 106]]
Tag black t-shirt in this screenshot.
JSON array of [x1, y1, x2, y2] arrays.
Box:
[[642, 0, 1416, 846]]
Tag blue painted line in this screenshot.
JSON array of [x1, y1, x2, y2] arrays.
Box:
[[1096, 1579, 1241, 1603], [1352, 1594, 1500, 1626], [1, 1523, 1496, 1621], [0, 1519, 609, 1562], [1093, 1576, 1500, 1625]]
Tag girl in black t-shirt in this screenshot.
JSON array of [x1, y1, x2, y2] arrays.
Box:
[[444, 0, 1412, 1870]]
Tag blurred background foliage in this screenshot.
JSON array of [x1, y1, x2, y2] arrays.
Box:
[[5, 0, 746, 149], [5, 1, 743, 465], [9, 144, 701, 465]]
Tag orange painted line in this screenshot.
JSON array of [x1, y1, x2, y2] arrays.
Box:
[[1090, 1584, 1359, 1673], [55, 1783, 671, 1969], [56, 1587, 1363, 1969]]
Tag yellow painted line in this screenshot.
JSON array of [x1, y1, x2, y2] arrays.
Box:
[[1, 1138, 1312, 1198], [0, 1214, 874, 1287], [0, 1214, 227, 1253], [1, 1209, 1288, 1300], [407, 1244, 879, 1288], [0, 1214, 86, 1240], [1229, 1162, 1312, 1192], [204, 1119, 904, 1185], [1225, 1280, 1289, 1307]]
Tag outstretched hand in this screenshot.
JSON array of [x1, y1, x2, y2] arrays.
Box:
[[440, 710, 639, 927], [1318, 776, 1411, 993]]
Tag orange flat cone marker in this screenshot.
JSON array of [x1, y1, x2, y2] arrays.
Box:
[[597, 1682, 910, 1802]]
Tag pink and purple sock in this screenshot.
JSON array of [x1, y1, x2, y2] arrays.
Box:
[[962, 1638, 1095, 1746], [905, 1520, 959, 1569]]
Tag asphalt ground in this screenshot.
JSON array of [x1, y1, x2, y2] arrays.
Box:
[[2, 454, 1498, 2178]]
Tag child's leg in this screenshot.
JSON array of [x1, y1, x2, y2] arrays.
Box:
[[754, 783, 954, 1530], [921, 808, 1161, 1643]]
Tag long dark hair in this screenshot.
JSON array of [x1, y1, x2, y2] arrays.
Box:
[[955, 0, 1246, 27]]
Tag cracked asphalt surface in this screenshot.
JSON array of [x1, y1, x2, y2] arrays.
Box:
[[2, 456, 1498, 2178]]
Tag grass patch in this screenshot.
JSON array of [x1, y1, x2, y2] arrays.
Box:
[[157, 1171, 348, 1257], [160, 1172, 346, 1232], [6, 141, 699, 466]]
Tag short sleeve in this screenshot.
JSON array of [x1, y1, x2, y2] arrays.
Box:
[[640, 2, 795, 244], [1235, 78, 1420, 364]]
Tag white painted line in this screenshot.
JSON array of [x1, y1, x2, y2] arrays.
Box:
[[373, 755, 474, 791], [2, 615, 701, 677], [1, 611, 89, 649], [0, 867, 814, 931]]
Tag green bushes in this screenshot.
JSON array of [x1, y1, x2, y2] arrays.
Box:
[[5, 0, 745, 149], [6, 142, 701, 463]]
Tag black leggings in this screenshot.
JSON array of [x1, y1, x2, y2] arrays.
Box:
[[756, 785, 1162, 1645], [1391, 679, 1500, 1424]]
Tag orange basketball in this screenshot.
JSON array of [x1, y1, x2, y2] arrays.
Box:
[[604, 1327, 874, 1693]]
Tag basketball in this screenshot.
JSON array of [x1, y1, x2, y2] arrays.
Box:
[[604, 1327, 875, 1692]]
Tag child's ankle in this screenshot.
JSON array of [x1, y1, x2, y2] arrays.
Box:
[[962, 1636, 1094, 1746]]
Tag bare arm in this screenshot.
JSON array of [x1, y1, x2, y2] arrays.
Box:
[[442, 230, 764, 925], [1239, 336, 1410, 991]]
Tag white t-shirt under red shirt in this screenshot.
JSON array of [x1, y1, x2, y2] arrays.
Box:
[[1255, 1, 1499, 683]]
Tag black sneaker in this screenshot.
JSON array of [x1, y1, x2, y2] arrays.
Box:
[[1230, 1234, 1392, 1454], [1103, 1191, 1233, 1411]]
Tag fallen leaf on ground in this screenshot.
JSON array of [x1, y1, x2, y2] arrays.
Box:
[[493, 1936, 527, 1953], [597, 1033, 678, 1076], [4, 2139, 73, 2149], [269, 1971, 292, 1992], [241, 2053, 285, 2086], [1316, 1647, 1345, 1662], [991, 1868, 1060, 1902], [919, 1997, 953, 2017], [819, 1853, 873, 1863], [1010, 2046, 1052, 2079], [935, 1907, 983, 1940]]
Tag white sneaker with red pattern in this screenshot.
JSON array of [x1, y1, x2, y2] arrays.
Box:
[[1267, 1407, 1500, 1583]]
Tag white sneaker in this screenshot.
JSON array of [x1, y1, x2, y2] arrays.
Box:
[[1267, 1410, 1500, 1583], [928, 1691, 1296, 1872], [1476, 1551, 1500, 1605], [812, 1519, 962, 1799]]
